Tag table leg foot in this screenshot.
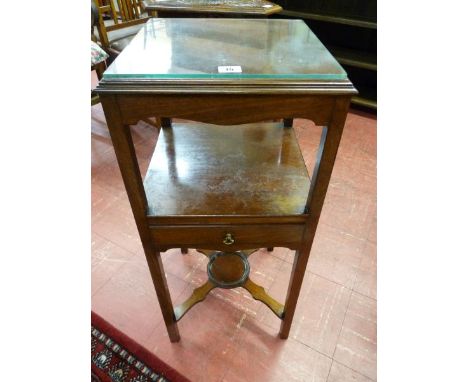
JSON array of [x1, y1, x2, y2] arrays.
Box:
[[167, 324, 181, 343]]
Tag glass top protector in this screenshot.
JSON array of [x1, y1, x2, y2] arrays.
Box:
[[103, 18, 347, 80]]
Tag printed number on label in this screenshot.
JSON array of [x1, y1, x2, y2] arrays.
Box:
[[218, 66, 242, 73]]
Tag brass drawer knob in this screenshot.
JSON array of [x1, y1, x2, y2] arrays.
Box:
[[223, 233, 235, 245]]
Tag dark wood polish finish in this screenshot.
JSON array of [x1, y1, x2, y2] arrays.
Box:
[[144, 122, 310, 216], [243, 278, 284, 318], [280, 97, 351, 339], [150, 224, 304, 251], [147, 214, 308, 226], [99, 93, 352, 342], [208, 251, 250, 288], [100, 95, 180, 342], [173, 249, 285, 321], [97, 19, 356, 342], [107, 93, 338, 127], [174, 280, 215, 321]]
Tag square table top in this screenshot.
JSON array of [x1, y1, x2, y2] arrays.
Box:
[[98, 18, 355, 94], [104, 18, 346, 79], [142, 0, 282, 15]]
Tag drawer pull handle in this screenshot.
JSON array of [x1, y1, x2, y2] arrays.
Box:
[[223, 233, 235, 245]]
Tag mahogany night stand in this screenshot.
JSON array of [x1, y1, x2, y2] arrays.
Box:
[[96, 18, 357, 342]]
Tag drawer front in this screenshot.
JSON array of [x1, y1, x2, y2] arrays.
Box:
[[150, 224, 304, 251]]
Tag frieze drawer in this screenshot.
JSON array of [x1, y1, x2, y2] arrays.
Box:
[[149, 224, 304, 251]]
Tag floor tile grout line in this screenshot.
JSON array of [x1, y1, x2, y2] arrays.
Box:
[[325, 359, 334, 382], [144, 282, 192, 350], [281, 252, 362, 293], [254, 316, 336, 361], [321, 221, 370, 243], [92, 231, 139, 255], [91, 138, 115, 156], [331, 359, 377, 382], [350, 227, 377, 298], [216, 311, 252, 382], [351, 289, 376, 302], [305, 268, 357, 294], [267, 251, 289, 262], [330, 283, 353, 361], [92, 276, 113, 298], [91, 253, 145, 298], [300, 228, 374, 300], [284, 334, 335, 363], [91, 232, 140, 297], [252, 269, 374, 362], [233, 260, 369, 359], [92, 230, 141, 258]]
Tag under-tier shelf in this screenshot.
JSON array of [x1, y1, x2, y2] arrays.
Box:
[[143, 122, 310, 216]]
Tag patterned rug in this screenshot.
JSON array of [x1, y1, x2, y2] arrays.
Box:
[[91, 312, 190, 382]]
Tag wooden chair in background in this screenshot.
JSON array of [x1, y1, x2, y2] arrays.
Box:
[[92, 1, 109, 105], [91, 55, 107, 105], [93, 0, 150, 59], [93, 1, 160, 122]]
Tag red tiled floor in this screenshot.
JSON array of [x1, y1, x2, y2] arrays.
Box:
[[91, 193, 143, 254], [147, 292, 248, 382], [91, 105, 377, 381], [92, 257, 188, 349], [161, 248, 208, 283], [221, 319, 333, 382], [265, 246, 295, 263], [353, 241, 377, 300], [91, 232, 136, 295], [256, 262, 351, 357], [247, 248, 285, 290], [149, 310, 333, 382], [334, 292, 377, 380], [327, 361, 374, 382], [320, 184, 376, 242], [306, 222, 367, 289], [367, 209, 377, 244]]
